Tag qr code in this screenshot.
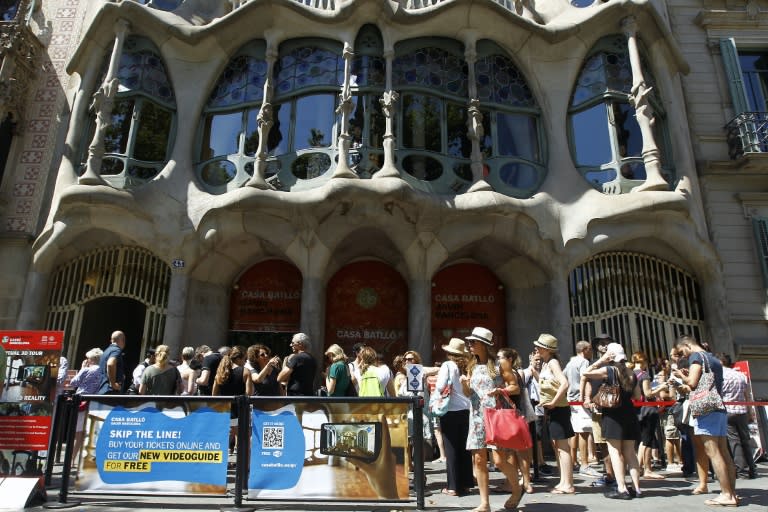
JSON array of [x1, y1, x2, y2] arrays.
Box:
[[262, 426, 284, 449]]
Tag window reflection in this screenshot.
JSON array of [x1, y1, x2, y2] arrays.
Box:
[[497, 113, 539, 161], [499, 162, 538, 189], [403, 154, 443, 181], [134, 103, 172, 162], [203, 112, 241, 159], [611, 102, 642, 158], [104, 99, 134, 154], [402, 94, 441, 151], [571, 104, 611, 166], [294, 94, 335, 150]]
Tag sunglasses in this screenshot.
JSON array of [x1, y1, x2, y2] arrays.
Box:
[[258, 353, 269, 357]]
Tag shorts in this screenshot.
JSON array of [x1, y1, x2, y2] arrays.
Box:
[[692, 410, 727, 437], [592, 412, 605, 444], [570, 406, 593, 433], [546, 406, 575, 440]]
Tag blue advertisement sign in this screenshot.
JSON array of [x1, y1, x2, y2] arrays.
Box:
[[95, 406, 229, 487], [249, 408, 305, 490]]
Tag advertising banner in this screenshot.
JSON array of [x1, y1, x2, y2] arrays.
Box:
[[75, 398, 230, 494], [248, 399, 410, 501], [0, 330, 63, 477]]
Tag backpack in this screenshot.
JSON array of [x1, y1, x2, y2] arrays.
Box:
[[358, 368, 383, 397]]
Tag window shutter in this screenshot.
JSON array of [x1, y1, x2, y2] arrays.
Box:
[[752, 217, 768, 287], [720, 38, 750, 115]]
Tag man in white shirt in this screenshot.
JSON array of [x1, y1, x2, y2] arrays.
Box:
[[564, 340, 599, 477]]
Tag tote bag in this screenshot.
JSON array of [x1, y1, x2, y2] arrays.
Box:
[[484, 391, 532, 451], [428, 374, 452, 417], [689, 354, 724, 418]]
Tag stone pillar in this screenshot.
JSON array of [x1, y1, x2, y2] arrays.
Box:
[[549, 269, 574, 359], [463, 37, 492, 192], [79, 19, 130, 185], [333, 42, 357, 179], [373, 48, 400, 178], [162, 270, 189, 356], [246, 47, 277, 189], [300, 275, 325, 361], [16, 270, 50, 330], [622, 16, 668, 193], [409, 278, 432, 363]]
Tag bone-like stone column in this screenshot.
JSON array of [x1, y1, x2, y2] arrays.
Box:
[[246, 47, 277, 189], [374, 47, 400, 178], [622, 16, 668, 193], [333, 43, 358, 179], [463, 36, 491, 192], [79, 19, 130, 185]]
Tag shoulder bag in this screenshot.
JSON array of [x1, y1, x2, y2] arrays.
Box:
[[689, 354, 724, 418], [428, 373, 452, 417], [593, 366, 621, 409], [484, 390, 533, 451]]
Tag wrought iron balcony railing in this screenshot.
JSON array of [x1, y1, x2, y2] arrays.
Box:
[[726, 112, 768, 160]]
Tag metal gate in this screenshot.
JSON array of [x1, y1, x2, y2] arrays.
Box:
[[45, 246, 171, 361], [569, 252, 704, 363]]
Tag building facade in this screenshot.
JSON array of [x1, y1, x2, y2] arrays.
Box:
[[0, 0, 764, 393]]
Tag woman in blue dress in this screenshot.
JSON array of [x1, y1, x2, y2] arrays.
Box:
[[461, 327, 523, 512]]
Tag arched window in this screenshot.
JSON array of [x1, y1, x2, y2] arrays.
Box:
[[347, 24, 386, 178], [568, 35, 672, 193], [269, 39, 344, 188], [474, 40, 544, 197], [81, 37, 176, 189], [394, 38, 471, 192], [198, 41, 268, 192]]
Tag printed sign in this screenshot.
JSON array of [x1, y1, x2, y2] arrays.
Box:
[[248, 399, 410, 501], [76, 399, 230, 494], [230, 260, 302, 332], [0, 330, 63, 461]]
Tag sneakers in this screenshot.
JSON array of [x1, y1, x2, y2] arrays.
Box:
[[604, 489, 632, 500], [590, 475, 616, 487], [538, 464, 554, 476], [579, 466, 602, 478]]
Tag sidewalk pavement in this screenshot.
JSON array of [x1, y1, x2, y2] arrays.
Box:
[[30, 458, 766, 511]]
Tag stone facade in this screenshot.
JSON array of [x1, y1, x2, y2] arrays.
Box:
[[0, 0, 764, 394]]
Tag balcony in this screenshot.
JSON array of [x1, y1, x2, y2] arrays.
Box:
[[726, 112, 768, 160]]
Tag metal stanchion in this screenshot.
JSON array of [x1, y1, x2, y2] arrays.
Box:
[[221, 395, 253, 512], [44, 392, 68, 486], [413, 395, 425, 511], [43, 393, 81, 508]]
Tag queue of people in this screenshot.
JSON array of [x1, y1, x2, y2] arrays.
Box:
[[66, 327, 756, 509]]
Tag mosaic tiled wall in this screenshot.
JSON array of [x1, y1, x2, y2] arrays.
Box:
[[3, 0, 86, 233]]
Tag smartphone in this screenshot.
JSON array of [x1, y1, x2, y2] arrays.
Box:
[[319, 422, 382, 463]]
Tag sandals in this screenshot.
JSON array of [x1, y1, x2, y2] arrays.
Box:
[[440, 488, 458, 496], [705, 498, 738, 507], [692, 487, 710, 495], [551, 487, 576, 494], [503, 490, 523, 510]]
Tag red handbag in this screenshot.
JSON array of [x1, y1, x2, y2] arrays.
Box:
[[484, 390, 532, 451]]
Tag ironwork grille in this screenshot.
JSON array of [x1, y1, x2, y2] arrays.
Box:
[[569, 252, 704, 363], [45, 246, 171, 357]]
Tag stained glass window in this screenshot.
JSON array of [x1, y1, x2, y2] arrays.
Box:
[[569, 35, 670, 193], [275, 46, 344, 97], [475, 54, 535, 107], [208, 55, 268, 108], [394, 47, 468, 98], [83, 37, 176, 189]]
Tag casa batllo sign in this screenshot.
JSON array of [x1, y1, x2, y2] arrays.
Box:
[[229, 261, 302, 332]]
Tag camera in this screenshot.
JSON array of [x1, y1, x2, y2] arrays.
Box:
[[319, 422, 382, 462]]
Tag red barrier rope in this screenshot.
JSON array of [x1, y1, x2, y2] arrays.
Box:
[[566, 400, 768, 407]]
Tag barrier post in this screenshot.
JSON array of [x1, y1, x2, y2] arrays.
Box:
[[43, 393, 81, 508], [412, 395, 425, 511], [44, 392, 68, 486], [222, 395, 253, 512]]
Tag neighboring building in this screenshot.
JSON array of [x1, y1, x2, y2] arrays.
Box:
[[0, 0, 763, 393]]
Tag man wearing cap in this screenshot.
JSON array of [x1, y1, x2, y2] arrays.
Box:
[[582, 333, 616, 487], [278, 333, 317, 396]]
